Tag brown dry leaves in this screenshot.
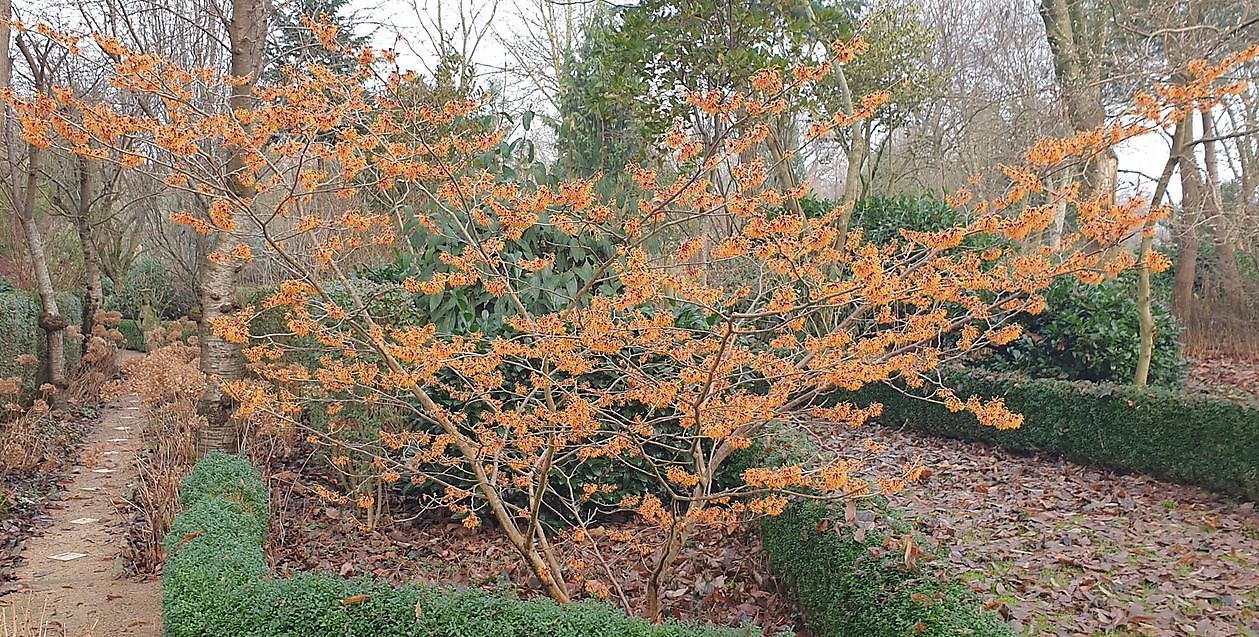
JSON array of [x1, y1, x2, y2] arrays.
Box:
[[814, 424, 1259, 636], [1186, 355, 1259, 403], [116, 342, 208, 574], [262, 451, 797, 633]]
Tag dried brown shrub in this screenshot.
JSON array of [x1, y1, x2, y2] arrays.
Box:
[[0, 592, 96, 636], [1182, 284, 1259, 358], [0, 387, 82, 477], [115, 342, 207, 573], [143, 317, 197, 352], [65, 335, 120, 407]]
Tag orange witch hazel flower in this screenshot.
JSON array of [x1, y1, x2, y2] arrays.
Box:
[[10, 20, 1254, 612]]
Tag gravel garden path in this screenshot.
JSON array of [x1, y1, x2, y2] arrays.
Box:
[[3, 355, 161, 637]]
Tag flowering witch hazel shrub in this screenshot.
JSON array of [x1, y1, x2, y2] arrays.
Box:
[[11, 18, 1257, 617]]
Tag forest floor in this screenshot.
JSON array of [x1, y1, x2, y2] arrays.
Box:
[[263, 445, 799, 633], [1186, 353, 1259, 401], [264, 422, 1258, 635], [826, 425, 1259, 636], [1, 352, 161, 636]]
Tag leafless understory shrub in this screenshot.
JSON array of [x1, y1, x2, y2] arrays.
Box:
[[1182, 283, 1259, 358]]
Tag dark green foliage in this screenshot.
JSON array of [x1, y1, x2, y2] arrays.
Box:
[[0, 291, 40, 399], [361, 218, 617, 335], [0, 290, 83, 398], [0, 276, 13, 293], [164, 453, 754, 637], [852, 368, 1259, 500], [108, 255, 195, 320], [805, 196, 1187, 386], [170, 574, 758, 637], [117, 319, 146, 351], [849, 196, 967, 244], [264, 0, 369, 82], [553, 8, 647, 177], [983, 274, 1186, 386], [593, 0, 853, 140], [797, 195, 975, 246], [246, 279, 421, 369], [178, 451, 269, 519], [760, 502, 1013, 637]]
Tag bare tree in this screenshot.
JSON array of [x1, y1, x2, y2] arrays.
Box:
[[1040, 0, 1118, 195], [0, 1, 72, 401]]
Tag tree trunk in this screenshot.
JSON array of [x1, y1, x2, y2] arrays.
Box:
[[1, 6, 67, 403], [1134, 120, 1186, 386], [1172, 113, 1205, 320], [644, 517, 687, 621], [843, 122, 867, 206], [1199, 108, 1244, 298], [1050, 174, 1069, 248], [17, 207, 68, 398], [197, 245, 246, 449], [75, 158, 105, 344], [197, 0, 272, 451], [16, 167, 67, 395], [77, 219, 105, 342], [1232, 92, 1258, 232], [1134, 245, 1154, 386], [828, 62, 864, 236], [1039, 0, 1114, 199]]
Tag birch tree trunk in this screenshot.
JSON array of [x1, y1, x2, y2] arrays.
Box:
[[197, 0, 272, 451]]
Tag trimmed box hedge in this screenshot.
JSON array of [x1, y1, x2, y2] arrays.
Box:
[[849, 368, 1259, 501], [745, 427, 1011, 637], [165, 452, 755, 637], [760, 501, 1012, 637], [0, 291, 41, 394]]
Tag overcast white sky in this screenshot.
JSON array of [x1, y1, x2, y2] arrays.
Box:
[[1117, 131, 1183, 203], [354, 0, 1202, 206]]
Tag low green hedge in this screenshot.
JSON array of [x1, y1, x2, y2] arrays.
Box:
[[851, 368, 1259, 501], [165, 452, 754, 637], [760, 501, 1012, 637], [748, 426, 1011, 637]]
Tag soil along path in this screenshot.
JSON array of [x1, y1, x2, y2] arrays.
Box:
[[4, 368, 161, 636]]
